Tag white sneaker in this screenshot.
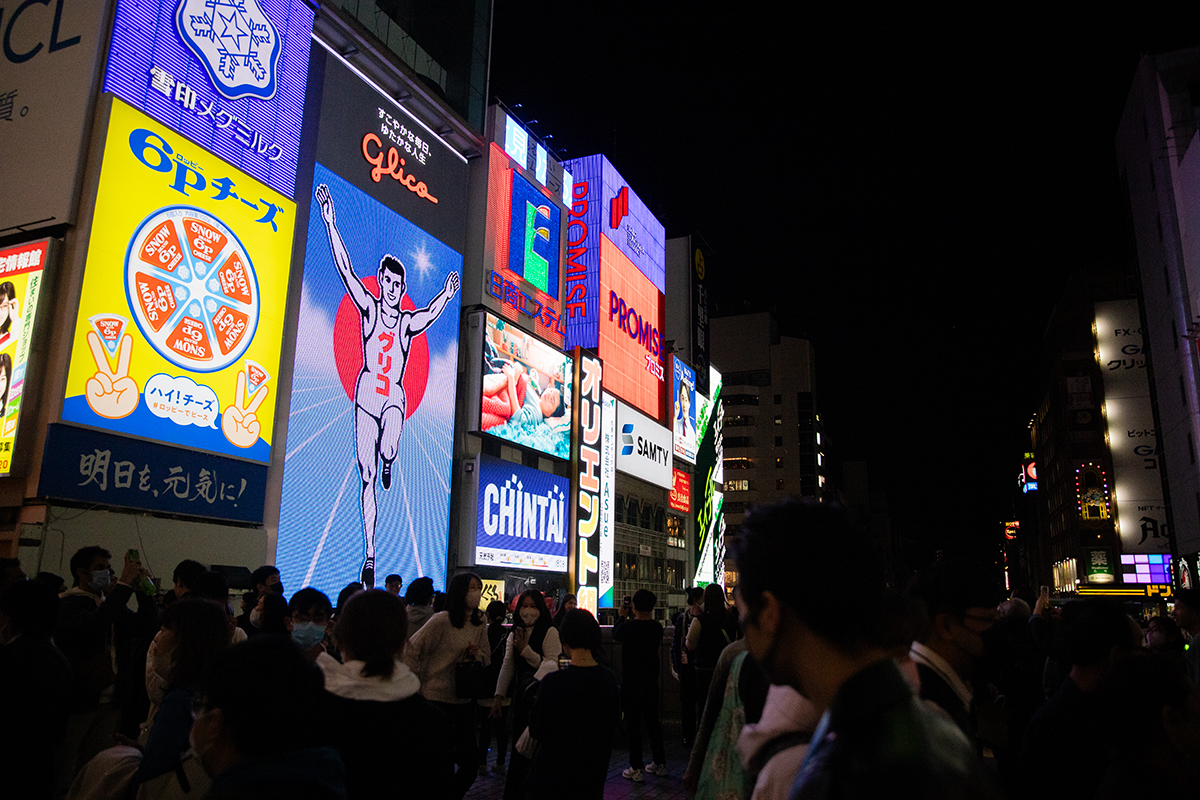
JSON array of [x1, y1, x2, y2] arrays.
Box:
[[622, 767, 644, 782], [645, 762, 666, 775]]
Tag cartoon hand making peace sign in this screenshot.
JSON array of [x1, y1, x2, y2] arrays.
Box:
[[222, 370, 268, 449], [85, 332, 139, 419]]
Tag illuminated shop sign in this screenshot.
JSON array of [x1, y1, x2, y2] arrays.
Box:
[[599, 391, 616, 607], [669, 469, 690, 513], [275, 50, 466, 598], [615, 399, 672, 489], [1121, 553, 1169, 584], [1004, 521, 1019, 540], [1019, 452, 1037, 493], [475, 454, 569, 572], [673, 357, 698, 463], [1085, 548, 1115, 584], [0, 239, 48, 475], [561, 154, 665, 351], [569, 353, 613, 614], [483, 145, 566, 346], [1095, 299, 1167, 555], [63, 99, 294, 462], [103, 0, 314, 199], [479, 312, 573, 459], [598, 239, 665, 418]]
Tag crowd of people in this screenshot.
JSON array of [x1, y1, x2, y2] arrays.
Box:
[[2, 500, 1199, 799]]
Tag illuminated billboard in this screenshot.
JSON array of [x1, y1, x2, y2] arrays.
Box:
[[475, 455, 569, 572], [1094, 300, 1167, 555], [62, 99, 294, 462], [570, 353, 615, 614], [669, 469, 691, 513], [673, 356, 698, 463], [482, 145, 566, 345], [275, 52, 467, 596], [480, 313, 573, 459], [598, 238, 665, 418], [103, 0, 314, 199], [615, 399, 672, 489], [695, 367, 723, 585], [562, 154, 665, 351], [0, 240, 48, 474]]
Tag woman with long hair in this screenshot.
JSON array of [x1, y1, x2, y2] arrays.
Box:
[[490, 589, 561, 799], [551, 593, 577, 629], [405, 573, 489, 800], [686, 583, 738, 704], [321, 589, 453, 799], [136, 599, 230, 784]]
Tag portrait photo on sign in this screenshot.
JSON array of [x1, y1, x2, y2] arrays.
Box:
[[479, 312, 572, 459], [275, 165, 462, 599]]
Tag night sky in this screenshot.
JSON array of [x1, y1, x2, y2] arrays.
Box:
[[488, 3, 1200, 563]]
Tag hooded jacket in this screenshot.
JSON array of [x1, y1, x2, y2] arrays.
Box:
[[318, 653, 453, 800]]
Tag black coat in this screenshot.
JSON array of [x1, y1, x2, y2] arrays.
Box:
[[794, 659, 1002, 799]]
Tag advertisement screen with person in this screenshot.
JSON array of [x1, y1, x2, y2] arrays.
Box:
[[479, 313, 573, 459]]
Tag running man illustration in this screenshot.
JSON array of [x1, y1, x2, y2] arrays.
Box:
[[315, 184, 460, 588]]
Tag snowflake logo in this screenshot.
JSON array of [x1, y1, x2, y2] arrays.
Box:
[[175, 0, 282, 101]]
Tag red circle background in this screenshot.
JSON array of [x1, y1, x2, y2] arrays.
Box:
[[331, 276, 429, 418]]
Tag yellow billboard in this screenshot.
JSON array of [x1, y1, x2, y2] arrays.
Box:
[[62, 99, 295, 462]]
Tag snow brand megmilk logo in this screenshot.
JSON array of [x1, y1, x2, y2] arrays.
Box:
[[176, 0, 282, 101]]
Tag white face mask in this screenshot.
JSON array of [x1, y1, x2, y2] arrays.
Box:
[[520, 608, 540, 626], [249, 607, 262, 628], [466, 589, 482, 609]]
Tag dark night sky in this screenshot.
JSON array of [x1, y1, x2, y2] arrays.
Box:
[[488, 3, 1200, 560]]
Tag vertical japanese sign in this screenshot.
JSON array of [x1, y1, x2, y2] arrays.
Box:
[[0, 240, 48, 473], [599, 391, 616, 608], [0, 0, 110, 233], [103, 0, 314, 199], [63, 99, 294, 462], [569, 351, 604, 614], [692, 243, 710, 396], [275, 51, 467, 598], [1094, 300, 1167, 556], [694, 366, 722, 586]]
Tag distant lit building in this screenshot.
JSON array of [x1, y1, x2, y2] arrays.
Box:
[[710, 312, 828, 569]]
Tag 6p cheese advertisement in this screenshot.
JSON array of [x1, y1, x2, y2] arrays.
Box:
[[62, 98, 294, 462]]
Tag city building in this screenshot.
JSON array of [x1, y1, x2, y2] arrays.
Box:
[[1115, 47, 1200, 587]]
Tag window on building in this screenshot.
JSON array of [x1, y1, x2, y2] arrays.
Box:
[[726, 415, 755, 428], [614, 495, 625, 525], [776, 479, 785, 490], [640, 502, 653, 529], [654, 506, 665, 532], [726, 436, 753, 448], [774, 394, 782, 405], [776, 457, 784, 468], [775, 436, 783, 446], [724, 458, 753, 470], [774, 415, 782, 425], [724, 393, 759, 407], [728, 479, 750, 491]]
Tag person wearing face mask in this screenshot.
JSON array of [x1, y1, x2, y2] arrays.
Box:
[[404, 572, 490, 800], [905, 559, 1003, 747], [490, 589, 560, 800], [55, 545, 158, 789], [134, 599, 230, 788], [286, 588, 334, 661]]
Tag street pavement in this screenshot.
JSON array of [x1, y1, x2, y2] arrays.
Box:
[[466, 720, 695, 800]]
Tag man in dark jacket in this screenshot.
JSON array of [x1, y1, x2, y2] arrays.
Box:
[[614, 589, 666, 781], [905, 559, 1002, 745], [731, 499, 1003, 799], [54, 545, 158, 784]]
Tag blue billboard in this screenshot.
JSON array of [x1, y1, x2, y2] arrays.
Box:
[[475, 454, 569, 572]]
